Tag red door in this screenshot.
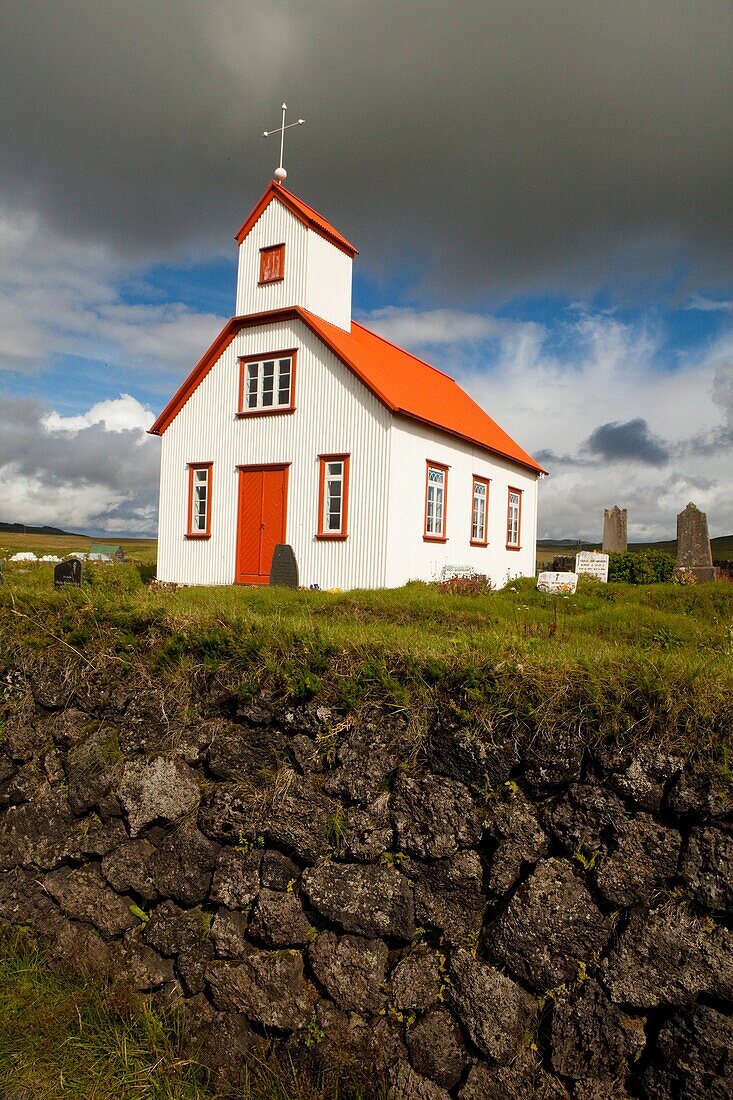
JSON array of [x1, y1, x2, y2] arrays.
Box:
[[235, 465, 289, 584]]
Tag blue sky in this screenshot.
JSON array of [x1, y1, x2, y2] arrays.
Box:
[[1, 1, 732, 540]]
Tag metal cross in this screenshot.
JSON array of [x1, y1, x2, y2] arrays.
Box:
[[263, 103, 305, 183]]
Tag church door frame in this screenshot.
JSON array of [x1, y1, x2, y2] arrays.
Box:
[[235, 463, 290, 585]]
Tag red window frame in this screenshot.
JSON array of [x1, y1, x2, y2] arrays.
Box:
[[186, 462, 213, 539], [506, 486, 523, 550], [259, 243, 285, 284], [470, 476, 490, 546], [317, 454, 350, 540], [237, 348, 297, 418], [424, 460, 449, 542]]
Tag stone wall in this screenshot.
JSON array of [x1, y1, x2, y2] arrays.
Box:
[[0, 659, 731, 1098]]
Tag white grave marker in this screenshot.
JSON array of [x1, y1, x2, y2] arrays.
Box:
[[575, 551, 609, 583], [537, 571, 578, 594]]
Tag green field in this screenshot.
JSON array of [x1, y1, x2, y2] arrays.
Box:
[[0, 530, 157, 565]]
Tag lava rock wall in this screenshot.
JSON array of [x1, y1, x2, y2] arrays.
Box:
[[0, 660, 731, 1098]]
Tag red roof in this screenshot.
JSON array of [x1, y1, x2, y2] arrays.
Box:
[[235, 182, 358, 258], [149, 306, 544, 474]]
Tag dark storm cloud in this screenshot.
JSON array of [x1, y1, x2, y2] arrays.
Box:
[[1, 1, 731, 298], [585, 418, 670, 466]]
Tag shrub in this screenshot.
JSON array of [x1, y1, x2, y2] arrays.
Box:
[[438, 574, 494, 597], [608, 549, 675, 584]]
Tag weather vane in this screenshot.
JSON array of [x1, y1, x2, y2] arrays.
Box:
[[263, 103, 305, 184]]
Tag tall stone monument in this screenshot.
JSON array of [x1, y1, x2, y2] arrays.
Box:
[[676, 502, 715, 582], [602, 506, 627, 553]]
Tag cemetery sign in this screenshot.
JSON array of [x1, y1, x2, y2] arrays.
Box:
[[575, 551, 609, 583], [537, 571, 578, 595], [54, 559, 82, 589]]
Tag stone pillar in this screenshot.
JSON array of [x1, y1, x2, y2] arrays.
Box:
[[676, 502, 715, 582], [602, 507, 627, 553]]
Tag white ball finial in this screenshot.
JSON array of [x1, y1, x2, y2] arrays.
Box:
[[274, 166, 287, 183]]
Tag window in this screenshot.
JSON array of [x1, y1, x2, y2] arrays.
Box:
[[317, 454, 350, 539], [238, 350, 297, 415], [471, 477, 489, 545], [506, 487, 522, 549], [424, 461, 449, 541], [187, 463, 212, 538], [259, 243, 285, 284]]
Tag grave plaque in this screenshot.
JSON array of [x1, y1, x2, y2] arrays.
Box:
[[537, 571, 578, 594], [575, 551, 609, 583], [54, 558, 82, 589], [602, 506, 627, 553], [676, 502, 715, 582], [269, 544, 299, 589]]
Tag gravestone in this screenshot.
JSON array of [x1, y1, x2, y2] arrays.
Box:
[[575, 550, 609, 583], [269, 544, 299, 589], [676, 502, 715, 582], [54, 558, 82, 589], [537, 571, 578, 594], [602, 506, 627, 553]]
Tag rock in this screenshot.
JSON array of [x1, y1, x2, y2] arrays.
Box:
[[324, 718, 404, 806], [668, 764, 733, 820], [118, 757, 200, 836], [116, 936, 177, 992], [1, 762, 45, 806], [198, 782, 259, 845], [66, 726, 123, 817], [41, 708, 91, 751], [603, 905, 733, 1007], [77, 667, 135, 717], [261, 849, 300, 890], [248, 888, 312, 947], [208, 720, 287, 780], [680, 826, 733, 913], [608, 747, 683, 811], [652, 1004, 733, 1099], [0, 753, 16, 786], [176, 939, 215, 996], [458, 1058, 570, 1099], [302, 860, 414, 940], [211, 908, 248, 957], [43, 864, 136, 938], [484, 858, 611, 993], [3, 712, 51, 762], [312, 998, 406, 1076], [308, 931, 388, 1013], [77, 815, 128, 858], [0, 867, 65, 935], [235, 691, 275, 727], [448, 948, 535, 1065], [391, 947, 443, 1011], [425, 721, 519, 789], [150, 824, 219, 906], [47, 917, 113, 977], [206, 952, 318, 1030], [550, 980, 646, 1082], [278, 701, 336, 740], [484, 785, 550, 893], [523, 729, 584, 793], [594, 816, 682, 908], [543, 785, 626, 860], [0, 784, 78, 870], [406, 1007, 468, 1090], [210, 847, 261, 908], [102, 838, 157, 901], [143, 901, 211, 957], [290, 733, 321, 774], [387, 1060, 451, 1100], [342, 799, 393, 861], [391, 774, 481, 859], [406, 849, 485, 945], [182, 996, 268, 1092], [258, 773, 343, 863], [117, 686, 173, 755]]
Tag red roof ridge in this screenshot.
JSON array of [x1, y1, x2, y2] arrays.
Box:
[[234, 182, 358, 257], [350, 317, 457, 383]]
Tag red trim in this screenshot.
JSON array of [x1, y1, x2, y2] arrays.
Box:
[[424, 461, 449, 542], [259, 243, 285, 284], [186, 462, 212, 539], [237, 348, 298, 416], [235, 463, 290, 584], [506, 486, 523, 550], [235, 182, 358, 257], [470, 475, 490, 547], [317, 454, 350, 539]]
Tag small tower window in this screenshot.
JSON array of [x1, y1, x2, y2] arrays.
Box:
[[259, 244, 285, 284]]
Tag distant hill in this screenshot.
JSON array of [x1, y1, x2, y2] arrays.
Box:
[[0, 521, 83, 537], [538, 536, 733, 560]]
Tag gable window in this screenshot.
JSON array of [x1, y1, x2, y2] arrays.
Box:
[[238, 350, 297, 415], [186, 463, 212, 538], [471, 476, 489, 545], [259, 243, 285, 284], [317, 454, 350, 539], [506, 487, 522, 549], [424, 461, 449, 541]]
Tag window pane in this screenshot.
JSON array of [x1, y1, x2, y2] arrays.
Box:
[[278, 359, 291, 405], [262, 361, 275, 406]]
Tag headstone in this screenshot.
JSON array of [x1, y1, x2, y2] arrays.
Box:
[[269, 544, 299, 589], [602, 506, 627, 553], [575, 551, 609, 583], [537, 571, 578, 594], [54, 558, 82, 589], [676, 502, 715, 582]]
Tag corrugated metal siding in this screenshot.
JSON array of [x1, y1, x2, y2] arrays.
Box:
[[235, 202, 352, 329], [384, 419, 539, 588], [157, 319, 391, 589]]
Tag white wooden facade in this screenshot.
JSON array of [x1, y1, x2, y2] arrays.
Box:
[[152, 183, 543, 590]]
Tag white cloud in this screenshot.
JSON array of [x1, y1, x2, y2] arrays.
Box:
[[685, 295, 732, 312], [42, 393, 154, 435]]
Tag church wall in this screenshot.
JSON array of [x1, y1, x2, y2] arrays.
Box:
[[304, 231, 352, 330]]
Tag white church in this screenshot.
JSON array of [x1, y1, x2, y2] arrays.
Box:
[[150, 171, 544, 590]]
